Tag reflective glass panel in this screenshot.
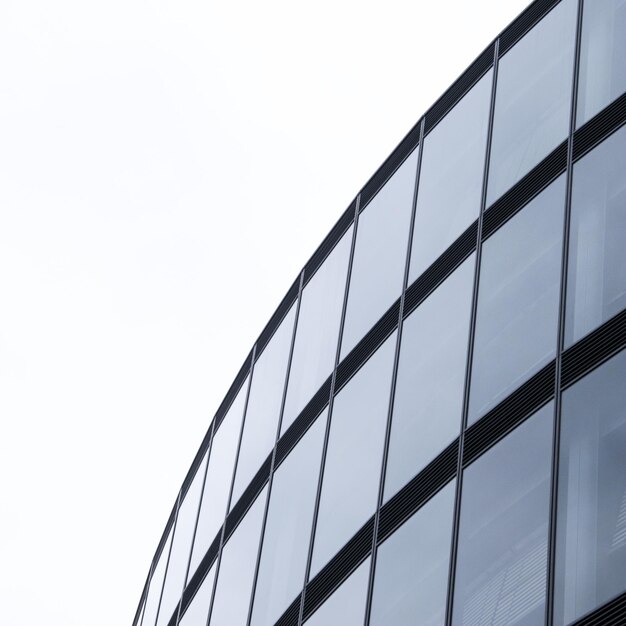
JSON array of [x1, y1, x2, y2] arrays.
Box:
[[468, 176, 565, 424], [231, 305, 296, 506], [385, 255, 474, 501], [304, 558, 371, 626], [189, 377, 249, 577], [565, 125, 626, 347], [370, 481, 456, 626], [554, 349, 626, 625], [209, 486, 268, 626], [577, 0, 626, 127], [409, 71, 492, 281], [179, 564, 216, 626], [487, 0, 577, 205], [142, 529, 173, 626], [250, 411, 328, 626], [282, 227, 353, 434], [157, 453, 208, 626], [452, 403, 553, 626], [310, 332, 396, 576], [341, 151, 417, 358]]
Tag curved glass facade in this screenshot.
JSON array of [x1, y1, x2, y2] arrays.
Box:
[[133, 1, 626, 625]]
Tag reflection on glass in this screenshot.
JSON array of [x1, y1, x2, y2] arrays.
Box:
[[250, 412, 327, 626], [341, 151, 417, 358], [554, 349, 626, 625], [487, 0, 576, 204], [157, 453, 208, 626], [452, 403, 553, 626], [565, 125, 626, 347], [370, 482, 455, 626], [189, 377, 249, 578], [468, 176, 565, 424], [179, 564, 216, 626], [142, 529, 173, 626], [209, 487, 268, 626], [385, 256, 474, 501], [311, 333, 396, 576], [304, 558, 371, 626], [231, 305, 296, 506], [577, 0, 626, 127], [282, 227, 353, 434], [409, 71, 492, 281]]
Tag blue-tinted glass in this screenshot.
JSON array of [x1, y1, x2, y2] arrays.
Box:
[[385, 255, 474, 501], [282, 227, 353, 434], [178, 564, 216, 626], [452, 403, 553, 626], [487, 0, 577, 205], [142, 529, 173, 626], [304, 558, 371, 626], [189, 377, 249, 578], [468, 176, 565, 424], [565, 125, 626, 347], [341, 151, 417, 358], [370, 481, 455, 626], [554, 349, 626, 625], [209, 486, 268, 626], [157, 453, 208, 626], [310, 332, 396, 576], [577, 0, 626, 127], [250, 411, 328, 626], [231, 305, 296, 506], [409, 71, 492, 281]]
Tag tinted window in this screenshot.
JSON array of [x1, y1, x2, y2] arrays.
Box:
[[231, 305, 296, 506], [370, 481, 455, 626], [468, 176, 565, 424], [487, 0, 577, 205], [452, 403, 553, 626], [577, 0, 626, 127], [554, 349, 626, 625], [282, 227, 353, 434], [409, 71, 492, 281], [565, 126, 626, 347], [385, 255, 474, 501], [250, 411, 328, 626], [142, 529, 173, 626], [341, 151, 417, 358], [179, 564, 216, 626], [310, 333, 397, 576]]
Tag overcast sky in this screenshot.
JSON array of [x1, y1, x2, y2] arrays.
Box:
[[0, 1, 531, 624]]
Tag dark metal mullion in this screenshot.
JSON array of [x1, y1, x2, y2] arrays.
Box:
[[138, 559, 156, 626], [297, 195, 361, 626], [546, 0, 584, 623], [205, 354, 256, 626], [444, 39, 500, 626], [363, 118, 425, 626], [245, 270, 305, 626]]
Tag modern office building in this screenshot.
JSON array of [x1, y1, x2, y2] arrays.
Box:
[[132, 0, 626, 624]]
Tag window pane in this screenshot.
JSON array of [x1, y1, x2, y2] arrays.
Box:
[[304, 558, 371, 626], [231, 305, 296, 506], [179, 564, 216, 626], [189, 377, 249, 577], [554, 349, 626, 625], [468, 176, 565, 425], [282, 227, 353, 434], [311, 332, 396, 576], [452, 403, 553, 626], [409, 71, 492, 281], [577, 0, 626, 127], [142, 529, 173, 626], [487, 0, 577, 205], [385, 255, 474, 501], [157, 453, 208, 626], [370, 481, 455, 626], [341, 151, 417, 358], [564, 125, 626, 347], [251, 411, 328, 626], [209, 486, 268, 626]]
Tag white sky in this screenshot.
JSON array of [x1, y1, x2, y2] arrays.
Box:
[[0, 1, 531, 624]]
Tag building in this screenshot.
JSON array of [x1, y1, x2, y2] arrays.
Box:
[[132, 0, 626, 623]]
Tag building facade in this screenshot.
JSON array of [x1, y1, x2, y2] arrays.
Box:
[[133, 0, 626, 624]]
